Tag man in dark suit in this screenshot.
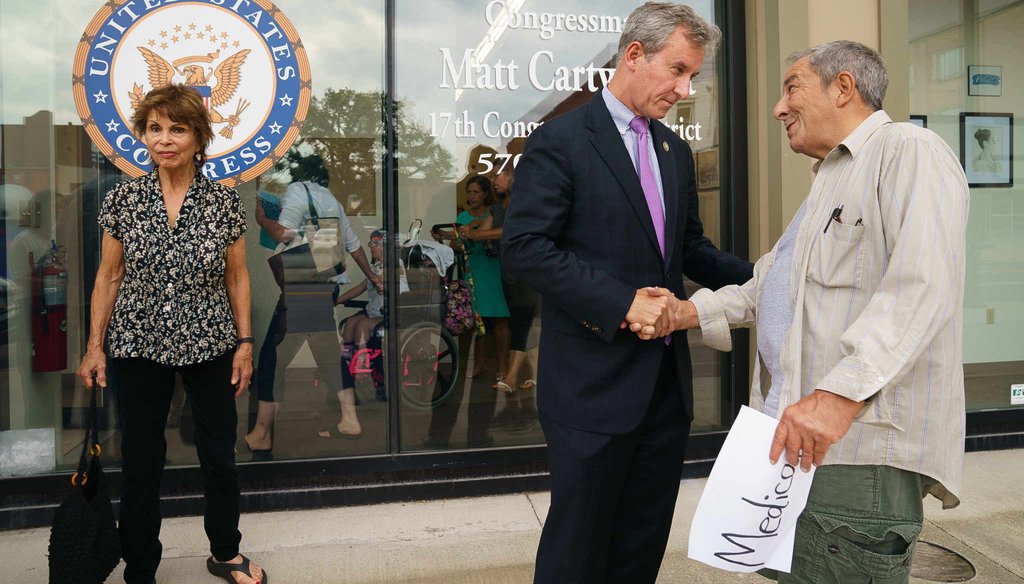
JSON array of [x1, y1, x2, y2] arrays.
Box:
[[500, 3, 753, 582]]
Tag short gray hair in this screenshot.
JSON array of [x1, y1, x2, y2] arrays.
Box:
[[788, 40, 888, 111], [617, 1, 722, 64]]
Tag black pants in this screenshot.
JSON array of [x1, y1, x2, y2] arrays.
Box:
[[256, 299, 286, 402], [534, 351, 690, 584], [113, 351, 241, 583]]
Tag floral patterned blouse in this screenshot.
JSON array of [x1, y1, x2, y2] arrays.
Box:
[[99, 170, 247, 365]]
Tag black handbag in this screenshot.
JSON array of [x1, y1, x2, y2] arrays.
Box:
[[48, 386, 121, 584]]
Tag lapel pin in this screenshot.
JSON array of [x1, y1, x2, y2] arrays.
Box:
[[662, 141, 670, 152]]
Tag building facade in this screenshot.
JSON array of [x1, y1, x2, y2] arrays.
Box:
[[0, 0, 1020, 528]]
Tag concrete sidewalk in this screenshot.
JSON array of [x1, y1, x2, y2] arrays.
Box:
[[3, 449, 1022, 583]]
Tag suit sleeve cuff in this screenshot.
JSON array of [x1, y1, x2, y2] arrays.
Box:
[[690, 288, 732, 351], [596, 285, 637, 343]]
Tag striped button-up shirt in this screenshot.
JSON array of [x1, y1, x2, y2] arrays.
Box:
[[691, 111, 969, 508]]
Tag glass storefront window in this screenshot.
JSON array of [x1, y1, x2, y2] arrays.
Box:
[[909, 0, 1024, 413], [393, 0, 731, 452], [0, 0, 388, 476], [0, 0, 738, 479]]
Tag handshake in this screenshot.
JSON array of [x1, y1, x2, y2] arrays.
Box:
[[619, 287, 699, 340]]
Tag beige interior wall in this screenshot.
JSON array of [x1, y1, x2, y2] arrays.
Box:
[[808, 1, 880, 49], [879, 2, 911, 122], [746, 0, 816, 254]]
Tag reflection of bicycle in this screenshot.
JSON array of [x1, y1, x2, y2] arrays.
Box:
[[337, 238, 460, 408]]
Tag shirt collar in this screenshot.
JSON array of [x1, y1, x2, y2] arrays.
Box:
[[602, 87, 641, 136], [812, 109, 891, 173], [838, 109, 892, 159]]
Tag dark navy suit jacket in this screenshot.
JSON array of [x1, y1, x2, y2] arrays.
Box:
[[501, 93, 753, 434]]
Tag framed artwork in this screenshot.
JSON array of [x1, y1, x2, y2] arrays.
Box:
[[960, 112, 1013, 188], [673, 100, 694, 137], [696, 147, 720, 190], [968, 65, 1002, 97], [909, 115, 928, 128]]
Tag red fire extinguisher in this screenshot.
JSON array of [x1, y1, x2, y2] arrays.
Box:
[[31, 241, 68, 372]]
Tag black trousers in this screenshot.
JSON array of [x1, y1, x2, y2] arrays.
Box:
[[112, 351, 241, 583], [534, 351, 690, 584]]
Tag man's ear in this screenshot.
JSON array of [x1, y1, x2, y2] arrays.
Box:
[[834, 71, 858, 108], [622, 40, 646, 71]]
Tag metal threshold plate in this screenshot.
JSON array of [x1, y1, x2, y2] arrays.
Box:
[[911, 540, 977, 582]]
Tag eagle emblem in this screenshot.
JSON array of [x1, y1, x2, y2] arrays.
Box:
[[73, 0, 311, 185], [131, 47, 251, 139]]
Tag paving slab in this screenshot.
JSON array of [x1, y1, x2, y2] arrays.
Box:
[[919, 449, 1024, 579]]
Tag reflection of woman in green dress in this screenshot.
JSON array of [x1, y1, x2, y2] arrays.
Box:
[[457, 176, 512, 391]]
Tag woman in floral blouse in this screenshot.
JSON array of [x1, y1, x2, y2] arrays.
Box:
[[77, 84, 266, 584]]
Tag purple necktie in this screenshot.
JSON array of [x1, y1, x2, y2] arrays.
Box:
[[629, 116, 672, 345], [629, 116, 665, 256]]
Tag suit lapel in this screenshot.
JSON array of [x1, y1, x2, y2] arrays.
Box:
[[651, 122, 679, 268], [586, 96, 662, 259]]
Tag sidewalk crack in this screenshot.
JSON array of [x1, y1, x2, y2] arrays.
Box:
[[525, 493, 543, 527]]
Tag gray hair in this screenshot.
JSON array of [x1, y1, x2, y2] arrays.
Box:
[[788, 40, 888, 111], [617, 1, 722, 64]]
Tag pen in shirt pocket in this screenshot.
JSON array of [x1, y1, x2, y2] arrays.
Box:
[[823, 203, 844, 233]]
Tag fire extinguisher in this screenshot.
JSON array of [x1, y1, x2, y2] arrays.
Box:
[[31, 240, 68, 372]]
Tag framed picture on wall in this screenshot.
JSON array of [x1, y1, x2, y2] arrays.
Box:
[[967, 65, 1002, 96], [671, 100, 694, 142], [960, 112, 1013, 187], [696, 147, 720, 190], [909, 115, 927, 128]]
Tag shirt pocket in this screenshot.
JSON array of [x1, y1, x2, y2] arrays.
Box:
[[806, 221, 866, 289]]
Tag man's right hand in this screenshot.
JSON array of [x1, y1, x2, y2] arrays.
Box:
[[77, 349, 107, 390], [629, 290, 699, 340], [622, 288, 677, 338]]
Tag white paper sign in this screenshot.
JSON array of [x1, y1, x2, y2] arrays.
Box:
[[688, 406, 816, 573]]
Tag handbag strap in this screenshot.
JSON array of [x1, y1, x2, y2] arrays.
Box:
[[75, 383, 100, 478], [302, 183, 319, 228]]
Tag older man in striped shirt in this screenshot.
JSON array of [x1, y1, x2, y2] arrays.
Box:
[[636, 40, 969, 582]]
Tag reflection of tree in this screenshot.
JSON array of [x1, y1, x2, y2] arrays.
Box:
[[272, 88, 454, 201]]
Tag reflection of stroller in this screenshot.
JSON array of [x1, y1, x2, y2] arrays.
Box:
[[337, 237, 460, 408]]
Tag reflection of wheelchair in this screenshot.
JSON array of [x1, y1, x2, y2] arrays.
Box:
[[336, 239, 460, 408]]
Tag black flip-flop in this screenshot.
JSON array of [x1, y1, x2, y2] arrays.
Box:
[[207, 555, 268, 583]]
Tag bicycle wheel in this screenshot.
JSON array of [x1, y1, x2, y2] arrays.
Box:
[[398, 322, 459, 408]]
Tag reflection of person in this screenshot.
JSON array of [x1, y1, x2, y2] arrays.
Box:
[[500, 4, 753, 582], [250, 156, 382, 444], [334, 230, 408, 402], [76, 84, 266, 584], [668, 41, 968, 583], [456, 176, 511, 389], [459, 167, 539, 429], [972, 128, 999, 173], [423, 177, 509, 450], [455, 144, 498, 213]]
